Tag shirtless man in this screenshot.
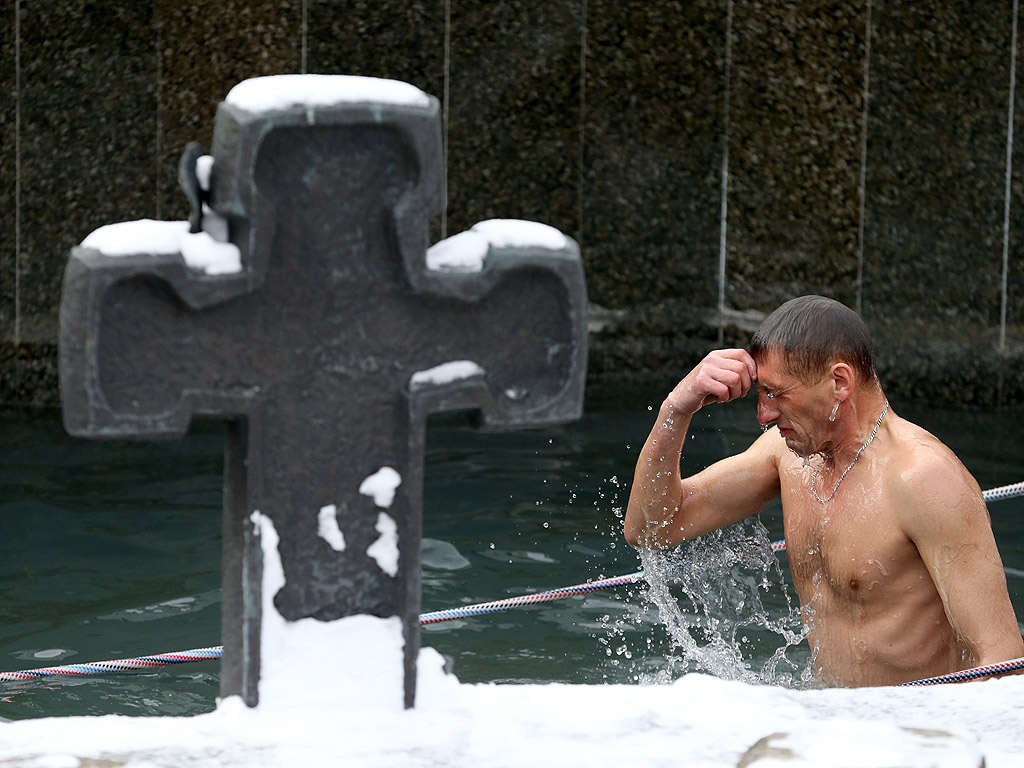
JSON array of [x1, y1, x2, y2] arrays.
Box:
[[624, 295, 1023, 686]]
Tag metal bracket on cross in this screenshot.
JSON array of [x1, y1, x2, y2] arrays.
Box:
[[58, 74, 587, 709]]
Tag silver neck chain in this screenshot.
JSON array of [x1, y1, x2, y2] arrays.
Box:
[[811, 400, 889, 504]]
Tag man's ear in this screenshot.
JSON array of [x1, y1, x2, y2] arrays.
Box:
[[830, 361, 855, 400]]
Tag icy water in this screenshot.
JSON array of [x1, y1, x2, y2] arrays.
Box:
[[1, 384, 1023, 720]]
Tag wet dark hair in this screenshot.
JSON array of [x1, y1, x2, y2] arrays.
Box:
[[749, 295, 876, 385]]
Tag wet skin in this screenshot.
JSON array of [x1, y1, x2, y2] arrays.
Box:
[[625, 349, 1024, 686], [775, 415, 989, 685]]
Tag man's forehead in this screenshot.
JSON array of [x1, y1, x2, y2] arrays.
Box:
[[756, 349, 838, 391], [753, 351, 802, 388]]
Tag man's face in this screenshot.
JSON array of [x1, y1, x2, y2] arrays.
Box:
[[754, 353, 832, 458]]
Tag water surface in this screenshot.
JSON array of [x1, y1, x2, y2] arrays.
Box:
[[1, 385, 1022, 719]]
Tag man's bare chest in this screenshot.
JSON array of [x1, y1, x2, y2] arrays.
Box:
[[778, 466, 918, 602]]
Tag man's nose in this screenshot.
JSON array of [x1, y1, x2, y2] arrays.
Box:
[[757, 395, 779, 426]]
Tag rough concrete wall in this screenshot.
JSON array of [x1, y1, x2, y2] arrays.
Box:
[[3, 1, 1024, 406]]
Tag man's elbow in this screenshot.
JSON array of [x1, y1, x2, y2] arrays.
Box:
[[624, 490, 692, 548], [623, 517, 674, 550], [623, 520, 642, 548]]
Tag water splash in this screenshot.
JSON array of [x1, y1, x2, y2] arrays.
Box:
[[633, 518, 812, 687]]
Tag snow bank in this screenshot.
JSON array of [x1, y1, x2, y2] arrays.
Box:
[[1, 665, 1020, 767]]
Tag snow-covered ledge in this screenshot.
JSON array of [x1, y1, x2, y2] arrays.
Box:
[[0, 671, 1019, 766]]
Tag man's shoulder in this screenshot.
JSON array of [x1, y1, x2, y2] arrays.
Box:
[[887, 414, 958, 466], [885, 414, 981, 517], [750, 424, 788, 465]]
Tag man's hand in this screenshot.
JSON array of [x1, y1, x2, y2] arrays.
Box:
[[664, 349, 757, 415]]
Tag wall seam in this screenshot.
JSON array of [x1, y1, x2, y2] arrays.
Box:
[[1000, 0, 1019, 354], [855, 0, 873, 317], [716, 0, 734, 345], [155, 0, 162, 220], [441, 0, 451, 240], [577, 0, 587, 251], [14, 0, 21, 345], [301, 0, 307, 74]]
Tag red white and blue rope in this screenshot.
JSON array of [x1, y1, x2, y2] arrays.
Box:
[[0, 647, 222, 682], [897, 656, 1024, 686], [1, 481, 1021, 686], [981, 480, 1024, 502], [4, 646, 1020, 689], [419, 571, 645, 625], [0, 576, 649, 682]]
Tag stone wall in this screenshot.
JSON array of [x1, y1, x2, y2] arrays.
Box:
[[3, 1, 1024, 406]]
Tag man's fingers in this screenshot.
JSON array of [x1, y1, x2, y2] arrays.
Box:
[[706, 358, 754, 402], [697, 377, 731, 405], [717, 348, 758, 380], [667, 349, 757, 414], [709, 351, 756, 393], [694, 364, 749, 404]]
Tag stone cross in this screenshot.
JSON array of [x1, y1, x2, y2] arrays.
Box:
[[59, 76, 587, 709]]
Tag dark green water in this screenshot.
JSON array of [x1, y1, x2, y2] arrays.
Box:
[[1, 385, 1022, 719]]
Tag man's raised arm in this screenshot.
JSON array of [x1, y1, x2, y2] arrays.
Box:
[[624, 349, 779, 549]]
